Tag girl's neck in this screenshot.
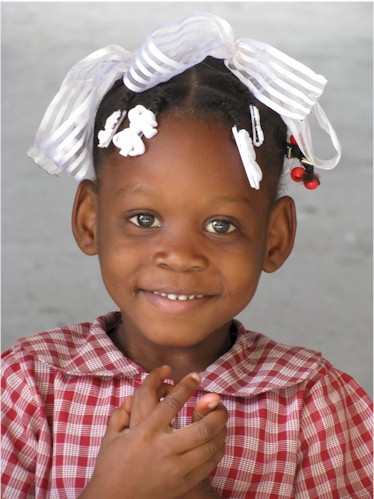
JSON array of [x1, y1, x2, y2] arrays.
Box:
[[110, 320, 235, 383]]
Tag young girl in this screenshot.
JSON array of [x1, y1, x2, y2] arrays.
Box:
[[2, 12, 372, 498]]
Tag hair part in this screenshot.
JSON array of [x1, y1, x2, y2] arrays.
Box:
[[93, 57, 288, 198]]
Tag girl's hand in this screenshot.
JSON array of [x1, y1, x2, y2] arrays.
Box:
[[80, 366, 227, 499], [177, 394, 224, 498]]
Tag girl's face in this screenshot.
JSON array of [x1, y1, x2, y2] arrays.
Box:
[[74, 115, 295, 357]]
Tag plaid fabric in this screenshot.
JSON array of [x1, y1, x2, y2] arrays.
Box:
[[2, 312, 372, 498]]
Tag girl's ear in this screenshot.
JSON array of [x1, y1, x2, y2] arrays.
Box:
[[263, 196, 297, 273], [71, 179, 98, 256]]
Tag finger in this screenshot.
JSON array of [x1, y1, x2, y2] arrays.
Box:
[[130, 365, 172, 428], [181, 433, 227, 487], [190, 403, 228, 447], [166, 402, 228, 456], [192, 393, 221, 422], [187, 444, 226, 487], [103, 397, 132, 442], [146, 372, 201, 431], [124, 394, 133, 415]]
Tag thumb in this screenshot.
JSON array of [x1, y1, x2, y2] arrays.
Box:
[[192, 393, 221, 423]]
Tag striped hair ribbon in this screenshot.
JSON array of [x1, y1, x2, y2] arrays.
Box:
[[28, 11, 340, 180]]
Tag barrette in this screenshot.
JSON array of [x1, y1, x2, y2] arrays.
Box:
[[111, 105, 158, 157], [97, 110, 127, 148]]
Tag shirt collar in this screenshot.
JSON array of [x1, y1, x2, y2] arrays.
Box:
[[200, 320, 322, 397], [19, 312, 141, 378], [19, 312, 321, 397]]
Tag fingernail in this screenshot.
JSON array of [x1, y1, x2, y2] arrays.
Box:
[[190, 372, 200, 383], [208, 400, 219, 410]]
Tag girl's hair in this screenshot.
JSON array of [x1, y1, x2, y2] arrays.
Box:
[[93, 57, 288, 196]]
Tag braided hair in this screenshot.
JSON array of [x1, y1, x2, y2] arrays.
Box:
[[93, 57, 288, 197]]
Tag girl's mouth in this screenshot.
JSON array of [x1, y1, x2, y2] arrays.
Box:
[[139, 288, 213, 315], [151, 291, 204, 301]]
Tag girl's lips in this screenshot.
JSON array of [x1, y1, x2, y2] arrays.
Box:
[[140, 289, 213, 314], [151, 291, 205, 301]]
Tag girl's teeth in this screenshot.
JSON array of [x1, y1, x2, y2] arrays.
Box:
[[152, 291, 203, 301]]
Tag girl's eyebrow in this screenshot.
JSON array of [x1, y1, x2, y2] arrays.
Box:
[[115, 184, 159, 198], [114, 188, 255, 208], [212, 195, 254, 208]]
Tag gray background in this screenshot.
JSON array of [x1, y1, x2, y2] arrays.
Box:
[[2, 2, 373, 396]]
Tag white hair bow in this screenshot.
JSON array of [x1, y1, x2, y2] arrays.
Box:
[[27, 11, 341, 181]]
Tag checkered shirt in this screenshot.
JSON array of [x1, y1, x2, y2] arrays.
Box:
[[2, 312, 373, 498]]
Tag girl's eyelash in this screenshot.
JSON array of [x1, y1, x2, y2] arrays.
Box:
[[125, 212, 239, 234], [205, 219, 238, 234], [127, 212, 162, 228]]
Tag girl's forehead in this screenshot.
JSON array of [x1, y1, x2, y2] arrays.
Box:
[[100, 115, 269, 204], [106, 116, 240, 180]]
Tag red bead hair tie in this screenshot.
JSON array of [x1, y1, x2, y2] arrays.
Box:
[[288, 135, 320, 190]]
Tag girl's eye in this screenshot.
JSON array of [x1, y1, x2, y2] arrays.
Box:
[[205, 219, 237, 234], [128, 213, 162, 228]]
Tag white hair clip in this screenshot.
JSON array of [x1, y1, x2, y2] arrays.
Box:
[[112, 105, 158, 157], [97, 110, 127, 148], [27, 11, 341, 182], [249, 105, 264, 147], [232, 126, 262, 190]]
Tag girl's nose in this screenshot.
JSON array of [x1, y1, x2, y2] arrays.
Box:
[[152, 233, 209, 272]]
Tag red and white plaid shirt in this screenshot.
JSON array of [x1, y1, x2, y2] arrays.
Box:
[[2, 312, 372, 498]]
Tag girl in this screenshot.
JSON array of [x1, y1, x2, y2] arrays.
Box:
[[2, 12, 372, 498]]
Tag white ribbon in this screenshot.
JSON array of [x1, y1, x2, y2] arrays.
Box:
[[27, 11, 341, 181]]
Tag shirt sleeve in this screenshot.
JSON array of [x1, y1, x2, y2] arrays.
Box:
[[1, 347, 52, 498], [295, 360, 373, 498]]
